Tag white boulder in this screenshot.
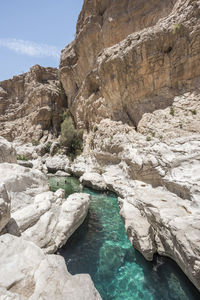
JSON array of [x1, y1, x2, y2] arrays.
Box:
[[0, 163, 90, 253], [80, 172, 107, 190], [45, 155, 70, 173], [0, 163, 49, 212], [0, 234, 102, 300]]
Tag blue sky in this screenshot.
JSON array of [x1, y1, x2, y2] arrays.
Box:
[[0, 0, 83, 81]]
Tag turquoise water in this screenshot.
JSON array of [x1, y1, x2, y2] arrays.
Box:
[[49, 177, 199, 300]]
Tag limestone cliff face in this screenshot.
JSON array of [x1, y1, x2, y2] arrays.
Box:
[[0, 65, 67, 142], [60, 0, 200, 129], [59, 0, 200, 291]]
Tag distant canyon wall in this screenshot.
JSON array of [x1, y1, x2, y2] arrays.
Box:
[[0, 65, 67, 142]]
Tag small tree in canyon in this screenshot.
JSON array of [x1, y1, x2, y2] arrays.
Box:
[[60, 110, 83, 157]]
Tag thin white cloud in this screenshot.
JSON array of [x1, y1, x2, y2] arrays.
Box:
[[0, 38, 60, 58]]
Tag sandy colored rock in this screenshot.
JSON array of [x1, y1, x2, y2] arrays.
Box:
[[138, 92, 200, 141], [0, 65, 67, 143], [0, 234, 102, 300], [0, 136, 17, 163], [60, 0, 200, 130]]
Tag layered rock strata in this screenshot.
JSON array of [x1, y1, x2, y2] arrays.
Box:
[[60, 0, 200, 129], [0, 65, 67, 142]]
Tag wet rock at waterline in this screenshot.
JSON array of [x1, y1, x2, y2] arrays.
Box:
[[57, 177, 199, 300], [0, 234, 102, 300], [80, 172, 107, 191], [45, 155, 70, 173], [0, 163, 90, 253], [72, 117, 200, 291]]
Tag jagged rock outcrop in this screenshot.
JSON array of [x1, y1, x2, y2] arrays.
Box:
[[0, 163, 89, 253], [0, 136, 17, 163], [60, 0, 200, 129], [0, 65, 67, 142], [0, 138, 98, 298], [1, 0, 200, 295], [59, 1, 200, 289], [71, 105, 200, 291], [138, 91, 200, 141], [0, 234, 102, 300]]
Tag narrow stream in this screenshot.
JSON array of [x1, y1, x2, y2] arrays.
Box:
[[49, 176, 199, 300]]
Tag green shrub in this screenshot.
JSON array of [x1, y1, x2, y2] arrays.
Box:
[[44, 142, 52, 153], [170, 107, 175, 116], [173, 23, 180, 34], [17, 154, 28, 161], [151, 132, 155, 137], [191, 109, 197, 115], [146, 136, 151, 142], [93, 125, 98, 133], [60, 111, 83, 157], [32, 139, 40, 146], [62, 109, 71, 121]]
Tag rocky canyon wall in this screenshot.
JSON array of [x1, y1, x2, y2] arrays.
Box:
[[0, 65, 67, 142], [60, 0, 200, 129]]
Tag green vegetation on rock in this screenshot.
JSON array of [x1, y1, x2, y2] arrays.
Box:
[[44, 142, 52, 153], [17, 154, 28, 161], [32, 139, 40, 146], [170, 107, 175, 116], [60, 110, 83, 157]]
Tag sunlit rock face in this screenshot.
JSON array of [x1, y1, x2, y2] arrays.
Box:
[[71, 115, 200, 291], [60, 0, 200, 129], [0, 234, 102, 300], [0, 64, 67, 142]]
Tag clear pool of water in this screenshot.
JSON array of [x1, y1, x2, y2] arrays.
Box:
[[49, 176, 199, 300]]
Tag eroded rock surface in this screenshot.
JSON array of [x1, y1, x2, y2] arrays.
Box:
[[60, 0, 200, 130], [0, 163, 89, 253], [45, 155, 70, 173], [0, 65, 67, 142], [0, 137, 97, 297], [80, 172, 107, 190], [0, 136, 17, 163], [0, 234, 102, 300], [0, 163, 49, 212], [71, 114, 200, 291]]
